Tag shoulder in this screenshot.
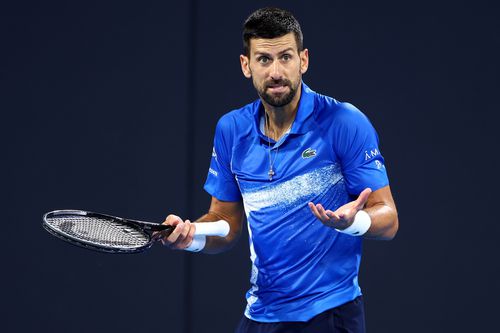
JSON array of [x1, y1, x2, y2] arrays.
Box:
[[312, 94, 377, 147], [214, 100, 257, 138], [314, 94, 369, 125]]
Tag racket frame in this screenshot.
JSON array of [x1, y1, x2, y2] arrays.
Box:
[[43, 210, 174, 254]]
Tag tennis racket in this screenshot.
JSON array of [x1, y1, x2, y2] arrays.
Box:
[[42, 209, 230, 254]]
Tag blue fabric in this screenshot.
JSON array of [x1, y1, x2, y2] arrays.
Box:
[[204, 83, 389, 322]]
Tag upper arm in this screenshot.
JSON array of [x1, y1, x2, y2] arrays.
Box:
[[204, 115, 242, 202], [332, 103, 389, 194], [366, 185, 396, 210]]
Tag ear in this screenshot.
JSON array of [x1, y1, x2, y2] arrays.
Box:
[[240, 54, 252, 78], [299, 49, 309, 74]]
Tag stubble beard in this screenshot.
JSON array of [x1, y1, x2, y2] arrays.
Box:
[[255, 77, 300, 108]]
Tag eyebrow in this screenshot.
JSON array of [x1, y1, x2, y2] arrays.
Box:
[[253, 47, 296, 57]]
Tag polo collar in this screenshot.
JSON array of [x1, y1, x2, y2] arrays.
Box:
[[291, 82, 316, 134]]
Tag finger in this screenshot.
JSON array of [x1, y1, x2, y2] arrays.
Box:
[[154, 215, 180, 241], [333, 207, 354, 221], [166, 222, 185, 245], [152, 225, 174, 242], [157, 215, 185, 244], [325, 210, 340, 221], [315, 204, 330, 221], [188, 222, 196, 239], [355, 188, 372, 208], [152, 231, 163, 242], [308, 202, 323, 220], [164, 215, 183, 226], [170, 220, 197, 249], [175, 220, 192, 248], [177, 220, 195, 248]]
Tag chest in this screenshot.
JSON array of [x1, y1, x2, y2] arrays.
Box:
[[231, 130, 340, 191]]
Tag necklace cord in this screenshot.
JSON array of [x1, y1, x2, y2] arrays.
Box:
[[264, 113, 293, 181]]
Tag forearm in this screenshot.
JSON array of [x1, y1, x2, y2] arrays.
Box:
[[363, 203, 398, 240], [196, 210, 243, 254]]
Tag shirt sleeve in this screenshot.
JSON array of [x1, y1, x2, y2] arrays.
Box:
[[203, 115, 242, 201], [332, 103, 389, 195]]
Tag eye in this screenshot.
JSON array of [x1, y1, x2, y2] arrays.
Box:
[[257, 56, 270, 64], [281, 54, 292, 61]]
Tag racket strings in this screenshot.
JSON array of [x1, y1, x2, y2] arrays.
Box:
[[45, 216, 149, 249]]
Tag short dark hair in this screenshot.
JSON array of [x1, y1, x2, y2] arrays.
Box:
[[242, 7, 303, 56]]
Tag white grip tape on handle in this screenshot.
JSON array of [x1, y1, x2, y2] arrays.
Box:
[[184, 220, 230, 252]]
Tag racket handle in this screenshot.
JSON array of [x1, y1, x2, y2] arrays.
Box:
[[193, 220, 230, 237]]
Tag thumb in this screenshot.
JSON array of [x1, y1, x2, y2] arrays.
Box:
[[355, 188, 372, 208]]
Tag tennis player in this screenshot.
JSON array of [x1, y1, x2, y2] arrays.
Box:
[[158, 7, 398, 332]]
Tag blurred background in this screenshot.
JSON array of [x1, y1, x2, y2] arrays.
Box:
[[2, 0, 499, 332]]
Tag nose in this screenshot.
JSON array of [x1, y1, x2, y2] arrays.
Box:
[[270, 61, 283, 80]]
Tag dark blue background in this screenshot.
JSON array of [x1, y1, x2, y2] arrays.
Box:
[[2, 1, 499, 332]]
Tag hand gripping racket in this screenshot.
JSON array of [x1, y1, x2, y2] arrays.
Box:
[[42, 210, 230, 254]]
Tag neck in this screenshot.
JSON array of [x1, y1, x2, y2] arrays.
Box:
[[262, 84, 302, 138]]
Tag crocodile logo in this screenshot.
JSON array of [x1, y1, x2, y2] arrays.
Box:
[[301, 148, 317, 159]]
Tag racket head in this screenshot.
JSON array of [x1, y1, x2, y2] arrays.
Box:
[[43, 210, 154, 254]]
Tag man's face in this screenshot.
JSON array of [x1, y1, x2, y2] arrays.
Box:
[[240, 33, 309, 108]]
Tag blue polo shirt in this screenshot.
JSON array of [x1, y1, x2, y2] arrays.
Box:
[[204, 82, 389, 322]]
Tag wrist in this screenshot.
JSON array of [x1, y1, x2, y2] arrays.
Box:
[[336, 210, 371, 236], [184, 235, 206, 252]]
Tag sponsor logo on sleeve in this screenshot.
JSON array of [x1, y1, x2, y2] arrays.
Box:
[[209, 168, 218, 177], [364, 148, 380, 160], [375, 160, 384, 169]]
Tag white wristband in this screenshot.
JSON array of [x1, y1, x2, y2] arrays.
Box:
[[184, 235, 206, 252], [336, 210, 371, 236]]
